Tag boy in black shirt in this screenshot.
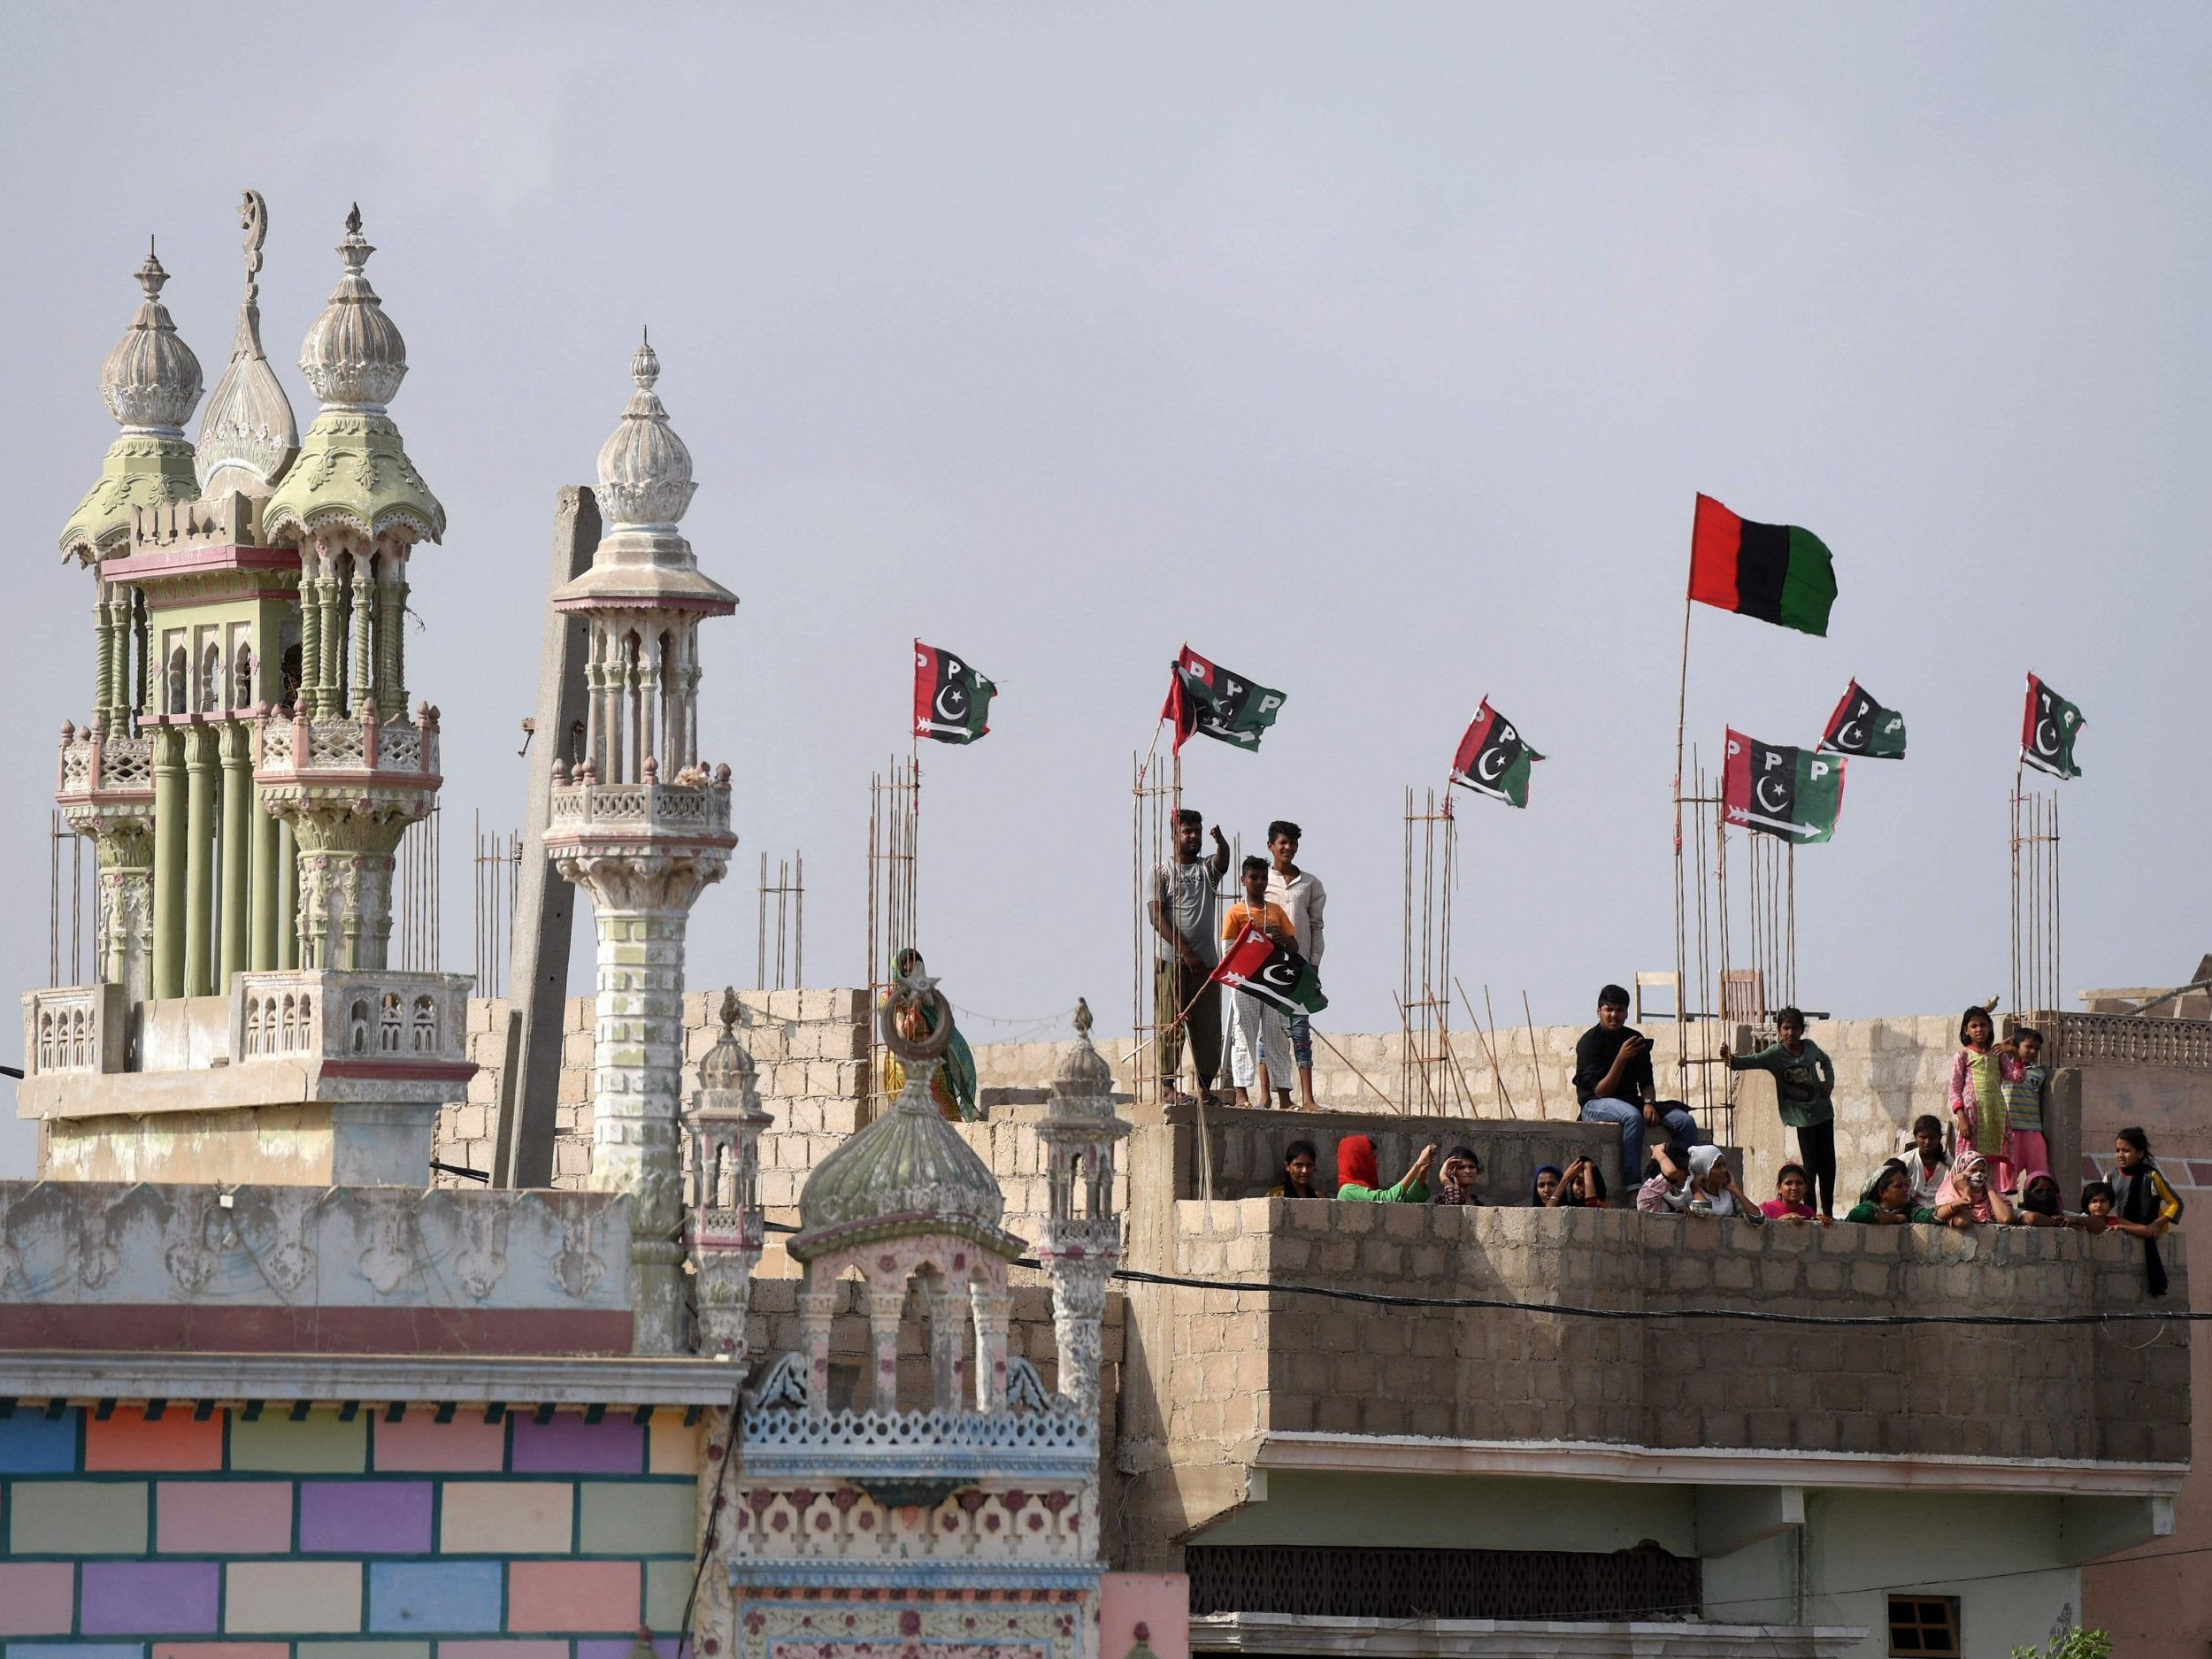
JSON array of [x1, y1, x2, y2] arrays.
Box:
[[1575, 983, 1703, 1186]]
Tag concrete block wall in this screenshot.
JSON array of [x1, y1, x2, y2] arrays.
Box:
[[976, 1015, 1977, 1203], [441, 989, 871, 1206], [1181, 1199, 2187, 1459], [0, 1403, 700, 1649]]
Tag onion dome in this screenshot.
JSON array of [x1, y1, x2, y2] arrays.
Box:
[[58, 242, 204, 563], [1047, 998, 1117, 1119], [265, 205, 444, 547], [549, 334, 734, 614], [596, 330, 697, 529], [196, 190, 299, 501], [788, 977, 1020, 1263]]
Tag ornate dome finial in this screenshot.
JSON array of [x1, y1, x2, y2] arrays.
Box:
[[196, 188, 301, 500], [298, 202, 408, 411], [266, 202, 443, 546], [62, 239, 204, 561], [595, 329, 697, 530], [698, 986, 758, 1094], [1049, 996, 1115, 1116], [100, 236, 204, 434]]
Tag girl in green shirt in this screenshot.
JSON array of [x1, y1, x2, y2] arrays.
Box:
[[1721, 1007, 1837, 1217], [1335, 1134, 1435, 1202]]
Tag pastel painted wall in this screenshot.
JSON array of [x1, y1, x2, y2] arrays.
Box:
[[0, 1403, 700, 1655]]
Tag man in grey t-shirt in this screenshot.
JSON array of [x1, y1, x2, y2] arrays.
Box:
[[1148, 808, 1229, 1104]]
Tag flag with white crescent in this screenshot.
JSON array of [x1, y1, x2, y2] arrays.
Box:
[[1448, 697, 1544, 808], [913, 641, 995, 745], [2020, 673, 2084, 780], [1724, 729, 1847, 843], [1209, 924, 1329, 1016], [1160, 645, 1286, 755], [1817, 680, 1907, 759]]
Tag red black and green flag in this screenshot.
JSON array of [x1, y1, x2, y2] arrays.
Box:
[[1448, 698, 1544, 808], [1161, 646, 1286, 755], [2021, 673, 2085, 780], [1689, 494, 1839, 637], [1817, 680, 1907, 759], [1210, 924, 1328, 1016], [913, 641, 995, 744], [1724, 728, 1847, 843]]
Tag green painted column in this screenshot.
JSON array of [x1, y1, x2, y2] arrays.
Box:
[[297, 574, 322, 716], [249, 787, 280, 972], [219, 723, 252, 987], [278, 818, 300, 970], [150, 726, 187, 999], [183, 726, 217, 997]]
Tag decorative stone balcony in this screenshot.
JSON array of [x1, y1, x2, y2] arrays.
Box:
[[55, 725, 155, 802], [548, 769, 733, 840], [253, 704, 440, 783]]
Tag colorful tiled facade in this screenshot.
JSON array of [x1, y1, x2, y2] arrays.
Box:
[[0, 1406, 699, 1652]]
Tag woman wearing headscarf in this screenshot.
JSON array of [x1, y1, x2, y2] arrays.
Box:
[[1933, 1148, 2015, 1229], [1334, 1134, 1435, 1203], [2108, 1126, 2185, 1297], [1529, 1164, 1564, 1207], [2013, 1170, 2067, 1228], [1844, 1160, 1931, 1225], [1638, 1144, 1759, 1220]]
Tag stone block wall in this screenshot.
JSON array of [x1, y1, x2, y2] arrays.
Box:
[[1115, 1200, 2191, 1565], [0, 1402, 700, 1648], [977, 1015, 1979, 1203], [441, 989, 871, 1209]]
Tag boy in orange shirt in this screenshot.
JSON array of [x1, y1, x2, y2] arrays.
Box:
[[1222, 856, 1296, 1107]]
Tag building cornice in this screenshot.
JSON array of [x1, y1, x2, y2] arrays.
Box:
[[0, 1349, 744, 1408], [1256, 1432, 2188, 1497]]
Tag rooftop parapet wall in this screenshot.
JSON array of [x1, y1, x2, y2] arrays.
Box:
[[0, 1180, 634, 1354], [1116, 1200, 2191, 1564], [1182, 1199, 2185, 1458]]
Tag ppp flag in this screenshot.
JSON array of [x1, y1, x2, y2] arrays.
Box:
[[1817, 680, 1908, 759], [1724, 729, 1847, 843], [2021, 674, 2085, 779], [1161, 645, 1286, 754], [913, 641, 995, 745], [1448, 698, 1544, 808], [1689, 494, 1839, 637], [1210, 924, 1328, 1017]]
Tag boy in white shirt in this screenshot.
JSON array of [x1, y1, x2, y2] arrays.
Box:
[[1264, 819, 1326, 1110]]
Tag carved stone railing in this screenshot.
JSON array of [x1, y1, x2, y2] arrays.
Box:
[[549, 779, 733, 836], [54, 729, 154, 799], [20, 985, 127, 1077], [0, 1182, 633, 1352], [255, 712, 439, 779], [2048, 1010, 2212, 1071], [742, 1394, 1097, 1484], [233, 969, 472, 1068]]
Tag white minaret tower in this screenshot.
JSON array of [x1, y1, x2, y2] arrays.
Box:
[[545, 334, 737, 1353], [1034, 998, 1130, 1417]]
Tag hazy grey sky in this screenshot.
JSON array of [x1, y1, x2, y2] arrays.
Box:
[[4, 4, 2208, 1171]]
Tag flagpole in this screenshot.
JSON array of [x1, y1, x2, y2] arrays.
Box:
[[1671, 501, 1697, 1102]]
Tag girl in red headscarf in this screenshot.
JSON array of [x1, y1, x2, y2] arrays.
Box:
[[1334, 1134, 1436, 1203]]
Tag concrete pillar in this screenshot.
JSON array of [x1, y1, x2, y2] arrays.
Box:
[[319, 575, 345, 718], [277, 818, 299, 970], [183, 726, 217, 997], [219, 724, 252, 987], [297, 564, 322, 717], [350, 563, 375, 715], [971, 1286, 1012, 1412], [799, 1287, 836, 1418], [584, 903, 691, 1352], [249, 787, 280, 972], [929, 1286, 968, 1411], [150, 728, 187, 1000]]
